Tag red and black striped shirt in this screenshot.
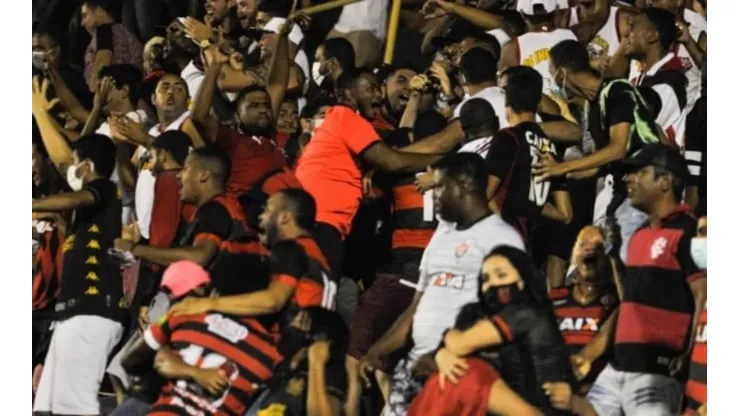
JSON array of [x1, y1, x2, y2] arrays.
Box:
[[613, 205, 706, 375], [549, 285, 619, 382], [270, 236, 336, 321], [33, 227, 64, 312], [684, 306, 707, 414], [144, 312, 281, 416]]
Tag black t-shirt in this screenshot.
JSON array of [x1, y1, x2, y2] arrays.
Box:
[[684, 96, 706, 200], [58, 178, 125, 322], [586, 79, 660, 190], [485, 121, 565, 238], [258, 358, 347, 416], [490, 303, 575, 415], [181, 197, 271, 297]]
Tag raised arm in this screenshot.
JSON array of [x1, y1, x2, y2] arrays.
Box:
[[266, 20, 292, 122], [431, 0, 511, 32], [87, 25, 114, 92], [47, 65, 91, 123], [32, 77, 74, 174], [169, 280, 295, 317], [191, 49, 226, 142]]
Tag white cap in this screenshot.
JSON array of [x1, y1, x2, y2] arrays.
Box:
[[517, 0, 558, 15], [263, 17, 304, 47]]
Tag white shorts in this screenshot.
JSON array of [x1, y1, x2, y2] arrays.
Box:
[[33, 315, 123, 415]]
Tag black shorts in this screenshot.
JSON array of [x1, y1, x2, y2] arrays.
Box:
[[312, 222, 344, 281]]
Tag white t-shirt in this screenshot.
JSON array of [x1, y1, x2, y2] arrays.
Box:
[[135, 110, 191, 239], [333, 0, 389, 39], [458, 136, 492, 159], [181, 60, 205, 99], [516, 29, 578, 95], [454, 86, 509, 130], [486, 28, 512, 50], [96, 110, 149, 224], [409, 214, 525, 362]]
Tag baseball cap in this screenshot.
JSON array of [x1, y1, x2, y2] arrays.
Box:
[[160, 260, 211, 299], [517, 0, 558, 15], [621, 143, 690, 182], [264, 17, 304, 46], [152, 130, 192, 166]]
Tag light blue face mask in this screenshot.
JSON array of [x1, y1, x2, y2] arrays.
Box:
[[690, 238, 707, 270]]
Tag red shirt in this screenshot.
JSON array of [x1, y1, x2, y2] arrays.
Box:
[[409, 358, 500, 416], [216, 126, 287, 197], [295, 106, 381, 238]]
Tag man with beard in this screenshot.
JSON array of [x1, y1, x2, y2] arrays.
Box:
[[309, 37, 356, 101], [235, 0, 261, 29], [169, 189, 336, 333], [550, 226, 620, 391], [359, 154, 524, 415], [578, 144, 706, 415], [191, 21, 291, 197], [627, 8, 687, 144], [114, 147, 250, 297]]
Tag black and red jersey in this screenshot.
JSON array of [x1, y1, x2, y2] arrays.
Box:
[[270, 236, 336, 323], [684, 306, 707, 414], [549, 286, 619, 354], [484, 121, 565, 240], [181, 195, 270, 298], [549, 285, 619, 383], [145, 312, 281, 416], [613, 205, 706, 375], [33, 227, 64, 312]]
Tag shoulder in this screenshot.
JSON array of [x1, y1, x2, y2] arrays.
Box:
[[271, 240, 308, 261], [196, 199, 231, 218], [548, 287, 570, 300]]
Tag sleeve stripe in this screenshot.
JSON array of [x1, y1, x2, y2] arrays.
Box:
[[688, 165, 701, 176], [143, 328, 163, 350], [491, 315, 513, 342], [685, 151, 703, 162], [687, 271, 707, 283], [272, 273, 298, 288]]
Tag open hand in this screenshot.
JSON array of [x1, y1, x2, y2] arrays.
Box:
[[414, 167, 435, 192], [434, 348, 468, 388], [184, 17, 213, 44], [429, 62, 452, 97], [32, 76, 60, 113], [110, 115, 149, 144], [532, 153, 567, 183], [192, 367, 230, 396], [93, 76, 115, 109], [169, 296, 215, 316]]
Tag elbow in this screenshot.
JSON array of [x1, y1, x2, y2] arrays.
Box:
[[562, 210, 573, 225]]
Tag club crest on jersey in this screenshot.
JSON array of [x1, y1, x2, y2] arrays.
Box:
[[650, 237, 668, 260], [456, 242, 470, 258], [206, 314, 248, 343]]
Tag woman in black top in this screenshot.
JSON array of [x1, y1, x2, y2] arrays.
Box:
[[437, 246, 577, 415], [252, 307, 348, 416]]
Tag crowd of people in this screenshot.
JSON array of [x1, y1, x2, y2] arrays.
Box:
[[30, 0, 708, 414]]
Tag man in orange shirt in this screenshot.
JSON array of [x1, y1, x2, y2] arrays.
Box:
[[295, 69, 461, 280]]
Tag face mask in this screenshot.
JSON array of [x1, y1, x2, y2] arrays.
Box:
[[480, 282, 528, 314], [66, 163, 84, 191], [690, 238, 707, 269], [311, 62, 326, 86], [555, 69, 569, 101], [32, 51, 45, 70]]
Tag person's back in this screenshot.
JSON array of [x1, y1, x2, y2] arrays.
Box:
[[145, 311, 281, 415], [493, 303, 574, 414]]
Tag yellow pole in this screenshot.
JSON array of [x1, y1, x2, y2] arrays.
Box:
[[383, 0, 403, 64], [291, 0, 363, 17]]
